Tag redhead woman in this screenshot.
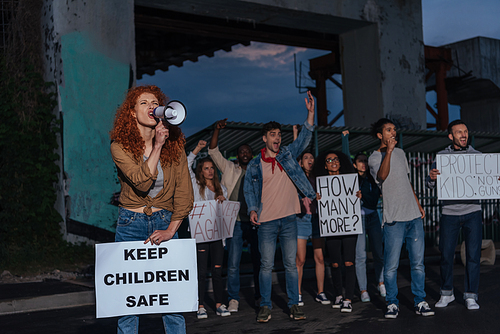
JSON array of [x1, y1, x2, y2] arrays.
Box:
[[110, 85, 193, 334]]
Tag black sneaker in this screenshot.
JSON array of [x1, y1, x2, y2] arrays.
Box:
[[415, 301, 435, 316], [315, 292, 331, 305], [340, 300, 352, 313], [289, 304, 306, 320], [257, 306, 271, 323], [332, 295, 343, 309], [385, 303, 399, 319]]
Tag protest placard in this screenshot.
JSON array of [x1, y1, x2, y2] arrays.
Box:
[[95, 239, 198, 318], [188, 200, 240, 243], [436, 153, 500, 200], [316, 173, 362, 237]]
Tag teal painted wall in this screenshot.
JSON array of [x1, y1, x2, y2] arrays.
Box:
[[59, 31, 129, 232]]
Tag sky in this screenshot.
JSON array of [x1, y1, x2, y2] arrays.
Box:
[[138, 0, 500, 138]]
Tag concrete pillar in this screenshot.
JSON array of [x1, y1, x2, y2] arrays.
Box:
[[341, 0, 426, 130], [41, 0, 135, 242], [341, 24, 384, 128]]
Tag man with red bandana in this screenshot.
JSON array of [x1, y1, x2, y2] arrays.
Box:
[[244, 91, 316, 323]]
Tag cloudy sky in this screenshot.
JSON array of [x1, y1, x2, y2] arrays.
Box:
[[139, 0, 500, 138]]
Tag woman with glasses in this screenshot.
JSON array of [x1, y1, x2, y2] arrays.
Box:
[[315, 144, 361, 313]]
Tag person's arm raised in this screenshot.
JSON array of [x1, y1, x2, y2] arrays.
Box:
[[305, 90, 315, 127], [377, 138, 397, 182], [193, 140, 207, 156], [209, 118, 227, 149]]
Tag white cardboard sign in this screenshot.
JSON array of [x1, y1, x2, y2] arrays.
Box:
[[436, 153, 500, 200], [95, 239, 198, 318], [188, 200, 240, 243], [316, 173, 363, 237]]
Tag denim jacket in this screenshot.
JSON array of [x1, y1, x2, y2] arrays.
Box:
[[243, 120, 316, 220]]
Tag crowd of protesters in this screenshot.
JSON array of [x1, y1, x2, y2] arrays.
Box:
[[110, 85, 487, 333]]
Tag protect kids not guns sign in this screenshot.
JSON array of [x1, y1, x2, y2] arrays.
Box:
[[95, 240, 198, 318], [316, 173, 363, 237], [436, 153, 500, 200], [189, 200, 240, 243]]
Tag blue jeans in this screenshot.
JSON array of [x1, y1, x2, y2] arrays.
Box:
[[383, 217, 426, 307], [258, 214, 299, 309], [296, 213, 312, 239], [439, 211, 482, 301], [115, 208, 186, 334], [355, 211, 384, 291], [226, 220, 261, 301]]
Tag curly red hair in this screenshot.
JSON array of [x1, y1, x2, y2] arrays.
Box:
[[110, 85, 185, 165]]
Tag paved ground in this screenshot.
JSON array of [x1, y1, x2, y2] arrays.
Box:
[[1, 251, 499, 334]]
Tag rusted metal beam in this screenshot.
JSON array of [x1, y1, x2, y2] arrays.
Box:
[[425, 45, 453, 130], [308, 53, 340, 126], [329, 110, 344, 126], [426, 102, 438, 120]]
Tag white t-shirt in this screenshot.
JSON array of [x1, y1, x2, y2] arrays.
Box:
[[368, 148, 421, 225], [187, 152, 228, 202]]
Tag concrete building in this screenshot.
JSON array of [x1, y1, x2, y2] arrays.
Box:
[[444, 37, 500, 133], [40, 0, 427, 242]]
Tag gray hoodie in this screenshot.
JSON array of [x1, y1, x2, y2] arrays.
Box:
[[425, 145, 482, 216]]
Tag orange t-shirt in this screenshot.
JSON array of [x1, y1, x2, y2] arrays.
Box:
[[258, 158, 300, 223]]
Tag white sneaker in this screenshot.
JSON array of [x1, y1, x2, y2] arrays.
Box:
[[197, 307, 208, 319], [228, 299, 239, 312], [435, 295, 455, 308], [465, 298, 480, 310], [361, 291, 370, 302], [298, 294, 304, 306], [378, 284, 386, 297], [216, 304, 231, 316]]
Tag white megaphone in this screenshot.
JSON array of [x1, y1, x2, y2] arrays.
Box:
[[153, 100, 187, 126]]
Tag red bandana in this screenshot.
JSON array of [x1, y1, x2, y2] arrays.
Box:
[[261, 148, 283, 174]]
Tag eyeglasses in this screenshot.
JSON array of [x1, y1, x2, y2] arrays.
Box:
[[325, 157, 339, 163]]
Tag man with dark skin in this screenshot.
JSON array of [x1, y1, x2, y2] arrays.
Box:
[[208, 119, 260, 313]]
